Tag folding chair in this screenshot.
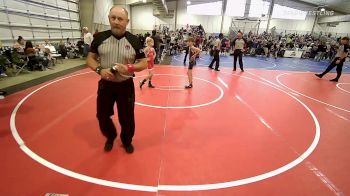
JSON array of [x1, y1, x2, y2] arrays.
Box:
[[45, 45, 63, 64], [15, 55, 29, 76]]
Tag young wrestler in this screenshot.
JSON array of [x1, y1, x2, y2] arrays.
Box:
[[185, 37, 201, 89], [315, 37, 349, 82], [140, 37, 156, 88]]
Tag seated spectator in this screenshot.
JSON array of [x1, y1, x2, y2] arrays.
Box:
[[13, 36, 25, 53], [76, 38, 84, 57], [0, 90, 6, 99], [65, 38, 73, 48], [44, 48, 56, 67], [43, 40, 52, 47], [58, 40, 68, 59], [0, 64, 7, 77], [24, 41, 37, 56], [24, 41, 48, 71]]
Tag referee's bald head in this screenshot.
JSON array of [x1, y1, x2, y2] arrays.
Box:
[[109, 6, 129, 19]]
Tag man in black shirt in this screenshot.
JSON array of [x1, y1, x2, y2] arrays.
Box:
[[86, 6, 148, 153], [183, 33, 192, 65], [151, 30, 161, 64]]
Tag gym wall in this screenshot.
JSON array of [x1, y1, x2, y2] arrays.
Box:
[[128, 0, 349, 37], [131, 1, 176, 35], [129, 0, 317, 35], [0, 0, 81, 46]]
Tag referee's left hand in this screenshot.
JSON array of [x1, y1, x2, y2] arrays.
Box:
[[115, 63, 128, 74], [100, 68, 115, 80]]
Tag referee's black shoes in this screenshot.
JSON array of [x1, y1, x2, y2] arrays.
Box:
[[104, 139, 114, 152], [123, 144, 134, 154]]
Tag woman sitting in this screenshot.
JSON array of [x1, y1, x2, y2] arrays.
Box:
[[24, 41, 49, 71], [13, 36, 25, 54]]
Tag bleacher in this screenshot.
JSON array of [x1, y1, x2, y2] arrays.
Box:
[[0, 42, 86, 95]]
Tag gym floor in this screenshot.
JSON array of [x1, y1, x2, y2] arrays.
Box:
[[1, 54, 349, 195]]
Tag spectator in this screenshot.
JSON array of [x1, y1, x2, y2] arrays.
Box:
[[58, 40, 68, 59], [93, 29, 99, 38], [77, 38, 84, 57], [151, 30, 161, 63], [0, 90, 6, 99], [82, 27, 93, 57], [13, 36, 25, 53], [44, 40, 51, 46], [24, 41, 48, 71]]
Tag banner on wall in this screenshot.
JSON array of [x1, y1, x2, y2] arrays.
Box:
[[283, 50, 304, 58]]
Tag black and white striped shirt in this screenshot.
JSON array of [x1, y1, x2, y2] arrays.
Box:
[[90, 30, 146, 82], [233, 38, 246, 50]]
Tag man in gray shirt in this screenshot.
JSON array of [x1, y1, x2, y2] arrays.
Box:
[[86, 6, 148, 153], [209, 33, 223, 71], [232, 32, 246, 72]]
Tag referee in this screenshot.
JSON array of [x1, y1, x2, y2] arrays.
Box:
[[232, 32, 246, 72], [87, 6, 148, 153], [208, 33, 223, 71]]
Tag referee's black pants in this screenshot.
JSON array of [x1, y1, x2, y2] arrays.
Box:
[[320, 57, 344, 80], [96, 78, 135, 147], [209, 50, 220, 69], [233, 49, 244, 70]]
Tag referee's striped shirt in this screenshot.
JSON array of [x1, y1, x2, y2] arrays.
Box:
[[90, 30, 146, 82]]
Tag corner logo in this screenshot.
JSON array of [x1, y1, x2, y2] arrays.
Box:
[[307, 10, 335, 16]]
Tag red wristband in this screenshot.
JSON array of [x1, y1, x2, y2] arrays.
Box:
[[127, 64, 135, 73]]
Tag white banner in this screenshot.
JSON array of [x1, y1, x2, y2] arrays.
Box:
[[284, 50, 304, 58]]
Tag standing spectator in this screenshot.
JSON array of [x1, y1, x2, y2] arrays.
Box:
[[83, 27, 93, 57], [325, 42, 331, 60], [93, 29, 100, 38], [138, 34, 145, 46], [266, 40, 273, 57], [151, 30, 161, 64]]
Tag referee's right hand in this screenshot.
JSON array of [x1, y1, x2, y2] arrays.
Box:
[[100, 68, 115, 80]]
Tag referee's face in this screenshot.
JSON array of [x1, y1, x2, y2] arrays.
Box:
[[108, 7, 129, 36]]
